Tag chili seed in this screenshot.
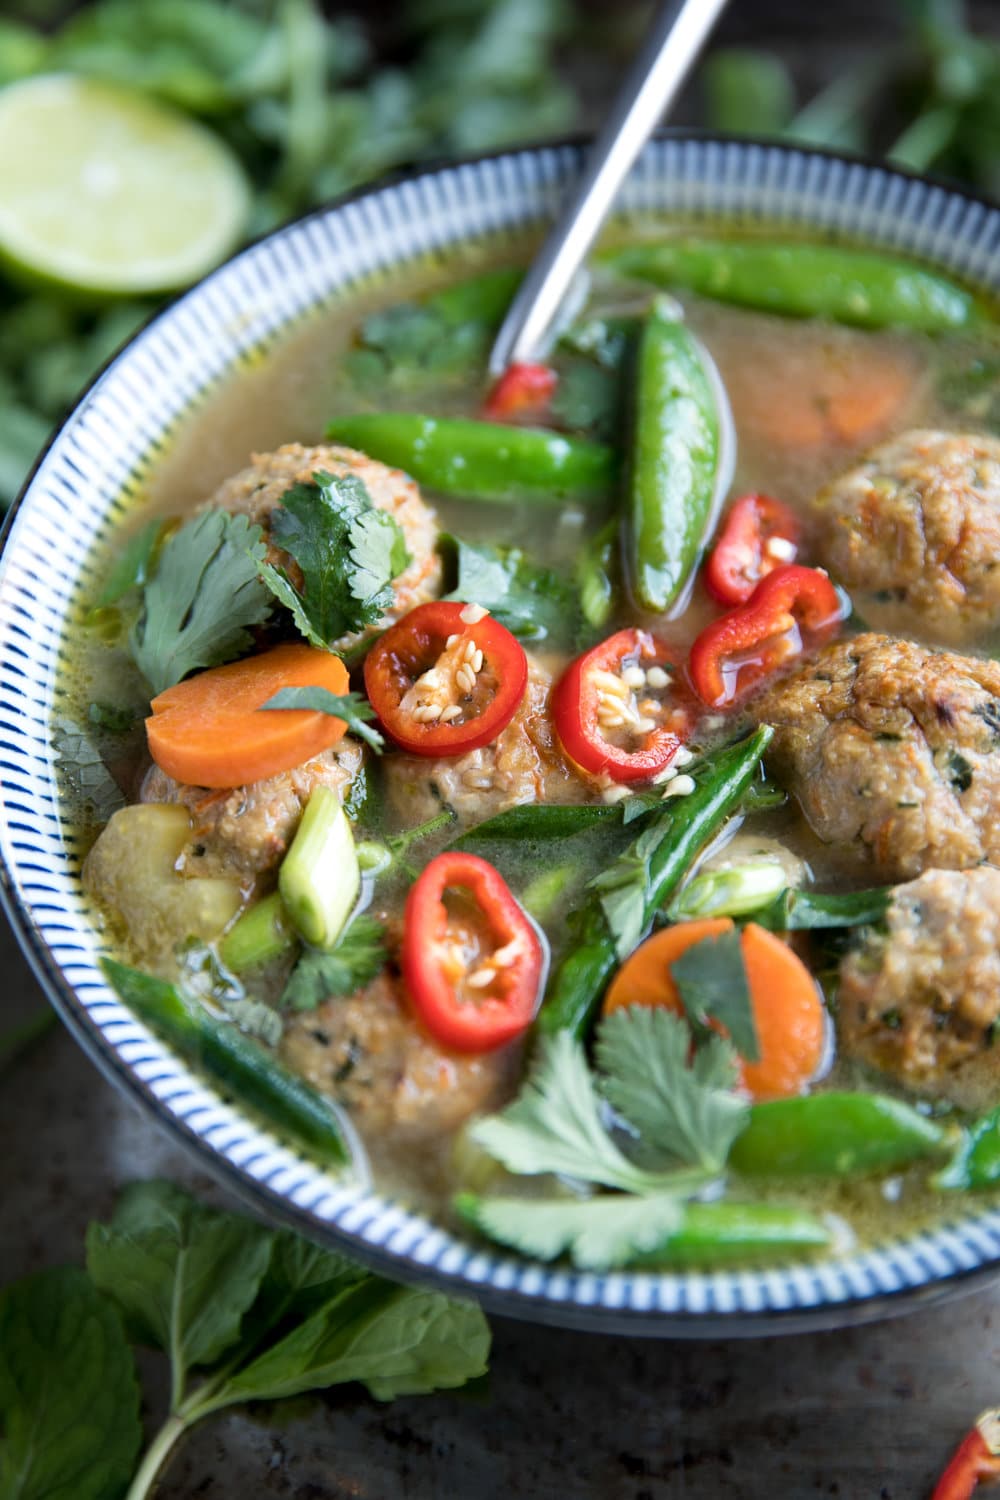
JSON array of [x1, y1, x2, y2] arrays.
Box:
[[622, 665, 646, 689], [413, 703, 443, 722], [466, 966, 496, 988], [446, 633, 460, 647], [601, 784, 633, 804], [456, 665, 476, 693], [646, 665, 670, 689], [460, 602, 489, 623], [662, 773, 696, 798], [493, 940, 520, 967], [440, 704, 462, 722]]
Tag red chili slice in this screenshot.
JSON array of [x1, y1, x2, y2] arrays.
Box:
[[482, 361, 559, 423], [689, 564, 845, 708], [552, 628, 695, 784], [931, 1410, 1000, 1500], [705, 493, 802, 606], [401, 851, 544, 1052], [364, 600, 528, 756]]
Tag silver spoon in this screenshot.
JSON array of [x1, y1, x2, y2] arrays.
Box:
[[488, 0, 731, 377]]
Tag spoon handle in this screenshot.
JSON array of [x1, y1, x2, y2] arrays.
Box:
[[488, 0, 730, 376]]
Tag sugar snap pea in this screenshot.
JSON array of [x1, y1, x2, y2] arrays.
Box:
[[326, 413, 614, 503], [535, 726, 772, 1042], [102, 957, 352, 1166], [729, 1092, 953, 1177], [936, 1105, 1000, 1191], [629, 1201, 830, 1266], [604, 237, 984, 332], [626, 298, 729, 614]]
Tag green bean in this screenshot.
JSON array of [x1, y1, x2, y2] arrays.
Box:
[[604, 237, 984, 332], [626, 298, 724, 614], [576, 517, 618, 629], [451, 803, 619, 848], [936, 1106, 1000, 1191], [752, 885, 893, 932], [535, 727, 772, 1042], [219, 892, 295, 973], [102, 958, 351, 1164], [326, 413, 614, 504], [629, 1201, 830, 1266], [729, 1093, 953, 1177]]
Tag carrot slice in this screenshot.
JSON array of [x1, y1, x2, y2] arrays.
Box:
[[603, 918, 825, 1101], [146, 643, 350, 788]]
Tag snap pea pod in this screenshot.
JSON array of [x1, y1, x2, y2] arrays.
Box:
[[752, 885, 893, 932], [604, 238, 985, 332], [101, 957, 352, 1166], [730, 1092, 954, 1178], [936, 1106, 1000, 1191], [668, 865, 894, 929], [629, 1201, 830, 1266], [626, 298, 727, 614], [536, 726, 773, 1043], [576, 516, 618, 630], [326, 413, 614, 504]]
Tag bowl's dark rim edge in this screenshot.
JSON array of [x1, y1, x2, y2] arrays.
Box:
[[3, 129, 999, 1338]]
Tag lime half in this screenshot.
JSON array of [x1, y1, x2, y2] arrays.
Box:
[[0, 74, 250, 296]]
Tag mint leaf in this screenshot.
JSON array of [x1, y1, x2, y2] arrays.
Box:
[[0, 1266, 141, 1500], [596, 1007, 748, 1175], [670, 929, 761, 1062], [470, 1031, 698, 1195], [204, 1280, 490, 1409], [443, 534, 578, 644], [456, 1190, 685, 1272], [261, 471, 408, 648], [129, 509, 272, 694], [51, 716, 126, 823], [85, 1180, 274, 1392], [262, 686, 385, 753], [281, 914, 387, 1011]]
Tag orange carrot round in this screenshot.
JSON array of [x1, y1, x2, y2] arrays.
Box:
[[603, 917, 826, 1101], [146, 643, 350, 788]]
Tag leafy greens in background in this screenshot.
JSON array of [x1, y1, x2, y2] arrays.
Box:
[[0, 1179, 491, 1500]]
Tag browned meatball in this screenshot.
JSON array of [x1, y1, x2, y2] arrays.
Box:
[[141, 738, 364, 881], [280, 969, 520, 1143], [204, 442, 441, 645], [838, 866, 1000, 1110], [749, 633, 1000, 879], [811, 430, 1000, 644], [384, 653, 583, 825]]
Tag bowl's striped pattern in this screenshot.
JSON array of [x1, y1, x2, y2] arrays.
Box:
[[3, 137, 1000, 1335]]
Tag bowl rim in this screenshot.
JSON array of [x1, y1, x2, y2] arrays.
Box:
[[4, 129, 1000, 1338]]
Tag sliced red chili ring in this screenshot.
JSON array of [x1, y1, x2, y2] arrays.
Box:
[[705, 493, 802, 606], [482, 361, 559, 424], [689, 564, 845, 708], [364, 600, 528, 756], [401, 850, 544, 1052], [931, 1410, 1000, 1500], [551, 627, 695, 784]]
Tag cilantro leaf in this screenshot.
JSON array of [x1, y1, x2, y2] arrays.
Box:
[[129, 509, 272, 694], [261, 471, 409, 648], [470, 1031, 700, 1195], [443, 534, 579, 644], [596, 1007, 749, 1175], [96, 516, 161, 607], [455, 1190, 685, 1272], [669, 929, 761, 1062], [282, 914, 387, 1011], [0, 1267, 141, 1500], [262, 686, 385, 753]]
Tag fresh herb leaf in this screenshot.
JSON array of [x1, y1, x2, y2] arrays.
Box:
[[470, 1030, 707, 1195], [596, 1007, 748, 1174], [0, 1266, 142, 1500], [87, 700, 138, 735], [225, 998, 284, 1048], [51, 716, 126, 822], [548, 360, 620, 440], [703, 47, 795, 135], [669, 929, 761, 1063], [96, 517, 161, 607], [85, 1180, 275, 1395], [443, 534, 579, 644], [129, 509, 272, 695], [456, 1189, 685, 1272], [261, 471, 409, 648], [262, 686, 385, 753], [282, 914, 387, 1012]]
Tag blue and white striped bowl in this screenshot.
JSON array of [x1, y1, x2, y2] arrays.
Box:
[[3, 136, 1000, 1336]]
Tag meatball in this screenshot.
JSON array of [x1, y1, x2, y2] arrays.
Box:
[[811, 429, 1000, 644], [749, 633, 1000, 879], [384, 654, 583, 825], [838, 866, 1000, 1111], [204, 441, 441, 642], [141, 738, 364, 882], [280, 969, 520, 1143]]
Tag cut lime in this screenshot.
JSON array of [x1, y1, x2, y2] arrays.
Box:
[[0, 74, 250, 297]]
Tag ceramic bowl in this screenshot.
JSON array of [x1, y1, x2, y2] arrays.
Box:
[[4, 135, 1000, 1336]]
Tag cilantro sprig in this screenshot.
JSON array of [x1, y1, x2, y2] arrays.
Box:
[[260, 471, 409, 648], [281, 913, 387, 1012], [262, 685, 385, 753]]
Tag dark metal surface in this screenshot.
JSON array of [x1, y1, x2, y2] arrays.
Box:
[[2, 914, 998, 1498]]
